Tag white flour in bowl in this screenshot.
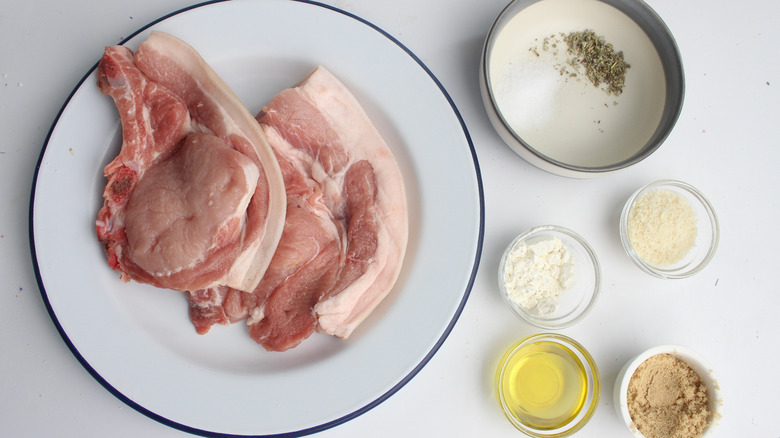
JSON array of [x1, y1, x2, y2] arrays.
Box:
[[502, 237, 576, 316]]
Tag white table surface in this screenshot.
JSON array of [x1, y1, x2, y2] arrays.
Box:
[[2, 0, 777, 436]]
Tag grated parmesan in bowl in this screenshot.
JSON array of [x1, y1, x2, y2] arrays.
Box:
[[499, 225, 601, 329], [620, 180, 719, 279]]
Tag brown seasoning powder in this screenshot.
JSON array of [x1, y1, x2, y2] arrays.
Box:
[[627, 354, 711, 438]]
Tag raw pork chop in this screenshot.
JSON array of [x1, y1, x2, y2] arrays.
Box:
[[187, 66, 408, 351], [96, 32, 286, 293]]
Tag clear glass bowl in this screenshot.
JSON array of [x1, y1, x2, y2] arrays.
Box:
[[619, 180, 719, 279], [614, 345, 722, 437], [498, 225, 601, 329], [495, 333, 600, 437]]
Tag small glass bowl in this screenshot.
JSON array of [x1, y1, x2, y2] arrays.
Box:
[[496, 333, 600, 437], [619, 180, 719, 279], [614, 345, 722, 437], [498, 225, 601, 329]]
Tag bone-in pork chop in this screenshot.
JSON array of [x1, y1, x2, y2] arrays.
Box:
[[187, 66, 408, 351], [96, 32, 286, 293]]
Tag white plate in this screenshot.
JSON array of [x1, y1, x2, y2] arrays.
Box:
[[29, 0, 484, 436]]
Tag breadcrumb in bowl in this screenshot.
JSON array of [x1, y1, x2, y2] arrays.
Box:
[[619, 180, 718, 279]]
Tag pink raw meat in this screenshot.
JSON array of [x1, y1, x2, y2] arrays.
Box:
[[257, 67, 407, 350], [187, 286, 248, 334], [96, 32, 286, 293], [190, 66, 408, 351]]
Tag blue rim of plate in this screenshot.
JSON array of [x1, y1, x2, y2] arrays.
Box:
[[27, 0, 485, 437]]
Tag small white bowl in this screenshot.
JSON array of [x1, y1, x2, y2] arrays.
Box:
[[614, 345, 722, 437], [619, 180, 719, 279], [498, 225, 600, 329]]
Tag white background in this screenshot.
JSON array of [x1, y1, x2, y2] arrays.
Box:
[[1, 0, 777, 437]]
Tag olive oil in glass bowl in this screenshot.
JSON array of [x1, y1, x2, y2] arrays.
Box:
[[495, 333, 600, 436]]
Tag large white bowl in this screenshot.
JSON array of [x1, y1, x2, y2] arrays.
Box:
[[480, 0, 684, 177]]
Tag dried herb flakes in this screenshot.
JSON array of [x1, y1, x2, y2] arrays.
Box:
[[529, 29, 631, 96], [564, 29, 630, 95]]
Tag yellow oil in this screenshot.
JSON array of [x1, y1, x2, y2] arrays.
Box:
[[498, 340, 588, 430]]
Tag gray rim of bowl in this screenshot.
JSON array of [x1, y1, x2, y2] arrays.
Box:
[[481, 0, 685, 174]]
